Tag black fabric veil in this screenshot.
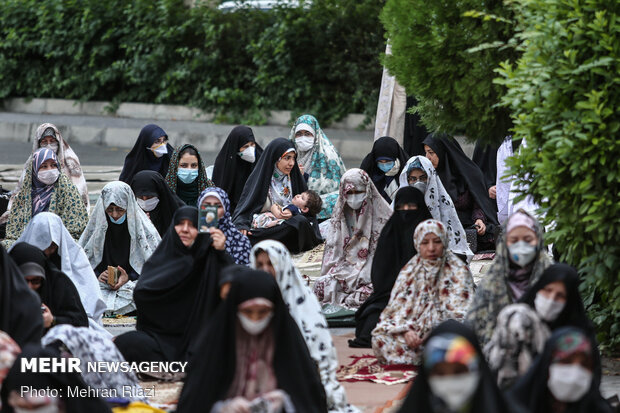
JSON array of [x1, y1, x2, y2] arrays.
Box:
[[398, 320, 510, 412], [359, 136, 409, 202], [212, 125, 264, 214], [232, 138, 307, 231], [119, 124, 173, 184], [0, 244, 43, 347], [176, 267, 327, 413], [350, 187, 431, 347], [9, 242, 88, 329], [130, 170, 184, 236], [472, 141, 499, 191], [506, 327, 612, 413], [130, 206, 233, 361], [423, 133, 498, 225]]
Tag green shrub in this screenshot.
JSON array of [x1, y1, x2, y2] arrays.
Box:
[[0, 0, 385, 124], [380, 0, 516, 144], [496, 0, 620, 350]]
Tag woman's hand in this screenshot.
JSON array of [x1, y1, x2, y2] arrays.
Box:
[[42, 304, 54, 328], [488, 185, 497, 199], [240, 229, 251, 236], [97, 270, 108, 284], [271, 204, 283, 219], [210, 228, 227, 251], [111, 266, 129, 290], [404, 330, 423, 349], [474, 219, 486, 236], [280, 209, 293, 220]]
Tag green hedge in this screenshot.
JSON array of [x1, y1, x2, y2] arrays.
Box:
[[0, 0, 385, 125], [496, 0, 620, 350]]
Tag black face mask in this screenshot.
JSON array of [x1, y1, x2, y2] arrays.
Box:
[[396, 208, 420, 222]]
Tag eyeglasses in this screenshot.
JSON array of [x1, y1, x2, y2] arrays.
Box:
[[407, 175, 428, 184], [105, 206, 126, 215]]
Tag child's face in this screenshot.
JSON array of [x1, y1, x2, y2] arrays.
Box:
[[292, 193, 309, 212]]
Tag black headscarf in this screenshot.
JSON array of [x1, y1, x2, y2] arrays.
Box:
[[232, 138, 307, 231], [119, 124, 172, 184], [506, 327, 612, 413], [130, 170, 184, 236], [9, 242, 88, 329], [132, 206, 234, 361], [472, 141, 499, 191], [423, 133, 498, 225], [0, 244, 43, 347], [350, 187, 431, 347], [403, 96, 429, 157], [398, 320, 511, 413], [212, 125, 264, 214], [359, 136, 409, 202], [176, 267, 327, 413]]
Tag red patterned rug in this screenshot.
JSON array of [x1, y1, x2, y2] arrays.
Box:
[[336, 354, 417, 385]]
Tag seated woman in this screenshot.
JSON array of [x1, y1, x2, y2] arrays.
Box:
[[176, 268, 327, 413], [398, 155, 473, 259], [397, 320, 510, 412], [10, 212, 107, 335], [360, 136, 409, 204], [119, 124, 173, 184], [79, 181, 161, 315], [507, 327, 612, 413], [349, 187, 431, 348], [486, 263, 598, 389], [114, 206, 231, 363], [1, 123, 89, 225], [4, 148, 88, 247], [164, 143, 213, 206], [198, 187, 252, 265], [372, 219, 475, 365], [288, 114, 347, 219], [0, 245, 43, 347], [466, 210, 552, 348], [130, 170, 184, 236], [233, 138, 322, 254], [212, 125, 264, 214], [251, 240, 359, 413], [313, 169, 392, 309], [9, 242, 88, 330], [423, 133, 499, 251]]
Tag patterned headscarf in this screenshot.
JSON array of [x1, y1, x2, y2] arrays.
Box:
[[31, 148, 59, 216], [424, 333, 480, 373], [164, 143, 214, 194], [551, 330, 592, 362], [413, 219, 449, 257], [197, 187, 251, 265], [0, 330, 20, 410]]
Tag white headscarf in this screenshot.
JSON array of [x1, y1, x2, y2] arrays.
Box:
[[250, 240, 359, 413], [10, 212, 107, 335], [397, 156, 473, 260], [78, 181, 160, 274]]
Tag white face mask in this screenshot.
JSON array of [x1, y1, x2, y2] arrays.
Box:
[[40, 142, 59, 153], [238, 146, 256, 163], [37, 169, 59, 185], [152, 143, 168, 158], [508, 240, 537, 267], [238, 312, 273, 335], [345, 193, 366, 210], [137, 197, 160, 212], [385, 158, 401, 177], [534, 292, 566, 322], [547, 363, 592, 402], [428, 372, 480, 411], [411, 181, 428, 194], [295, 136, 314, 152]]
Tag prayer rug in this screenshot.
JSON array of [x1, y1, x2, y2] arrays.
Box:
[[138, 380, 183, 412], [291, 242, 325, 285], [102, 315, 137, 327], [337, 354, 417, 385]]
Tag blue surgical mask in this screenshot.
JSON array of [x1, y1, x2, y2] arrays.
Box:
[[109, 213, 126, 225], [378, 161, 395, 173], [177, 168, 198, 184]]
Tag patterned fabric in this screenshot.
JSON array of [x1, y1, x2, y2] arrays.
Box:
[[372, 219, 475, 365], [31, 148, 58, 215], [484, 304, 551, 389], [42, 325, 146, 401], [164, 143, 213, 195], [313, 169, 392, 309], [79, 182, 161, 314], [8, 212, 108, 336], [288, 115, 347, 219], [197, 187, 251, 265], [252, 211, 284, 229], [0, 330, 20, 410], [397, 155, 473, 259], [269, 164, 293, 207], [250, 240, 359, 413], [424, 333, 479, 372], [3, 159, 88, 248], [552, 330, 592, 362], [466, 210, 552, 348]]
